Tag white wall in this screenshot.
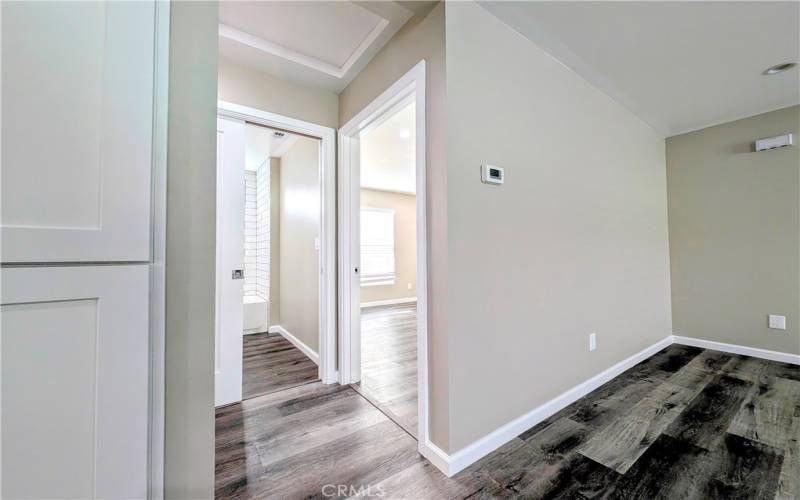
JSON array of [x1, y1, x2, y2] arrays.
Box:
[[443, 2, 672, 452]]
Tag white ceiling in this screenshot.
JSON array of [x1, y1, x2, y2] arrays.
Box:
[[360, 100, 416, 194], [479, 1, 800, 137], [245, 124, 299, 171], [219, 1, 414, 92]]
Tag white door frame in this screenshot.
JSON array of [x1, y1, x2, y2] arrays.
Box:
[[148, 1, 170, 497], [338, 61, 429, 446], [217, 100, 338, 385]]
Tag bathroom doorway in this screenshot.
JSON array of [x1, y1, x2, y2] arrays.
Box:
[[215, 102, 336, 407]]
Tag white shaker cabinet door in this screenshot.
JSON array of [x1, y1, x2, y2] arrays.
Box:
[[1, 265, 149, 499], [1, 1, 156, 263]]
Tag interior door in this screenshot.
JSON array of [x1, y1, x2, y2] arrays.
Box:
[[349, 140, 363, 383], [1, 1, 156, 263], [1, 265, 149, 498], [215, 116, 246, 407]]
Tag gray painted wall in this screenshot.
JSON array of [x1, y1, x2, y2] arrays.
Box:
[[218, 57, 338, 129], [667, 105, 800, 355], [279, 137, 321, 353], [165, 1, 217, 497], [444, 2, 673, 452]]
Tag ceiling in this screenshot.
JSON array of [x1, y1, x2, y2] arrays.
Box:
[[219, 1, 416, 92], [361, 100, 416, 194], [245, 124, 299, 171], [479, 1, 800, 136]]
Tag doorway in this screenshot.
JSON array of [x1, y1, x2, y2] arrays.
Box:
[[338, 62, 429, 444], [215, 102, 337, 408]]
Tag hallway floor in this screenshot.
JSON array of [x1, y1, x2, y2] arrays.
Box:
[[242, 332, 318, 400], [216, 344, 799, 499], [356, 302, 418, 437]]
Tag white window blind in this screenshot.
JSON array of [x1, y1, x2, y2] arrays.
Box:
[[360, 208, 395, 285]]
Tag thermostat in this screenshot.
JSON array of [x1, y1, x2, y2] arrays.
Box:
[[481, 164, 504, 185]]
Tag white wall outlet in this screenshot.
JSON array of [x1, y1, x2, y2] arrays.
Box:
[[768, 314, 786, 330], [407, 283, 413, 290], [589, 333, 597, 351]]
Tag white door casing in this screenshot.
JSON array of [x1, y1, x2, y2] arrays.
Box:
[[1, 265, 150, 499], [338, 60, 431, 463], [215, 116, 246, 407], [217, 101, 338, 385], [1, 1, 156, 263]]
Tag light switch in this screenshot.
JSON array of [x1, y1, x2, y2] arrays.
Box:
[[768, 314, 786, 330]]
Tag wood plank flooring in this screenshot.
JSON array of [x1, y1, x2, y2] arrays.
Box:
[[216, 344, 800, 499], [242, 332, 318, 400], [357, 303, 418, 437]]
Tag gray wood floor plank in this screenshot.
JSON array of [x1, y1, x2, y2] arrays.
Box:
[[242, 333, 318, 399], [359, 303, 418, 438], [729, 375, 800, 450], [605, 433, 709, 499], [701, 433, 783, 500], [578, 382, 699, 473], [664, 373, 753, 450], [776, 416, 800, 500]]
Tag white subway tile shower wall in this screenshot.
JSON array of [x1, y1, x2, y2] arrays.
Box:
[[256, 162, 270, 303], [244, 171, 258, 296]]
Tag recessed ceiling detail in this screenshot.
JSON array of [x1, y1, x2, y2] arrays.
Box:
[[219, 1, 414, 92]]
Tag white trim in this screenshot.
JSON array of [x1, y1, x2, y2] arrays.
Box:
[[673, 335, 800, 365], [421, 336, 673, 477], [218, 18, 389, 79], [338, 60, 429, 458], [148, 2, 170, 498], [217, 101, 337, 385], [361, 297, 417, 308], [268, 325, 320, 365]]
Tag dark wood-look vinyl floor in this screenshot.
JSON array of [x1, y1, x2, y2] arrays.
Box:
[[242, 332, 319, 400], [216, 344, 800, 499], [356, 303, 418, 437]]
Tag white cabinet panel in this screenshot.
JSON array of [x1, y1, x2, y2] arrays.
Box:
[[1, 1, 156, 262], [1, 265, 149, 499]]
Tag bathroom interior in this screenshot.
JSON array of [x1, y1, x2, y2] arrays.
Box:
[[241, 122, 322, 399]]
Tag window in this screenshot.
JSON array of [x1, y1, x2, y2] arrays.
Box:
[[360, 207, 395, 286]]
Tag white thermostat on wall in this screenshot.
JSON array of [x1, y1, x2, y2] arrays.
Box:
[[481, 164, 504, 185]]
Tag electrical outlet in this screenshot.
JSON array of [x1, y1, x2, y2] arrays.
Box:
[[768, 315, 786, 330], [407, 283, 413, 290], [589, 333, 597, 351]]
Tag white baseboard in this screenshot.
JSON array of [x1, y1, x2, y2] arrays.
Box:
[[268, 325, 320, 365], [673, 335, 800, 365], [360, 297, 417, 308], [244, 328, 268, 335], [426, 335, 673, 477]]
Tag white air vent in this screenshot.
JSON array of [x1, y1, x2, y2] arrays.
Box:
[[755, 133, 793, 152]]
